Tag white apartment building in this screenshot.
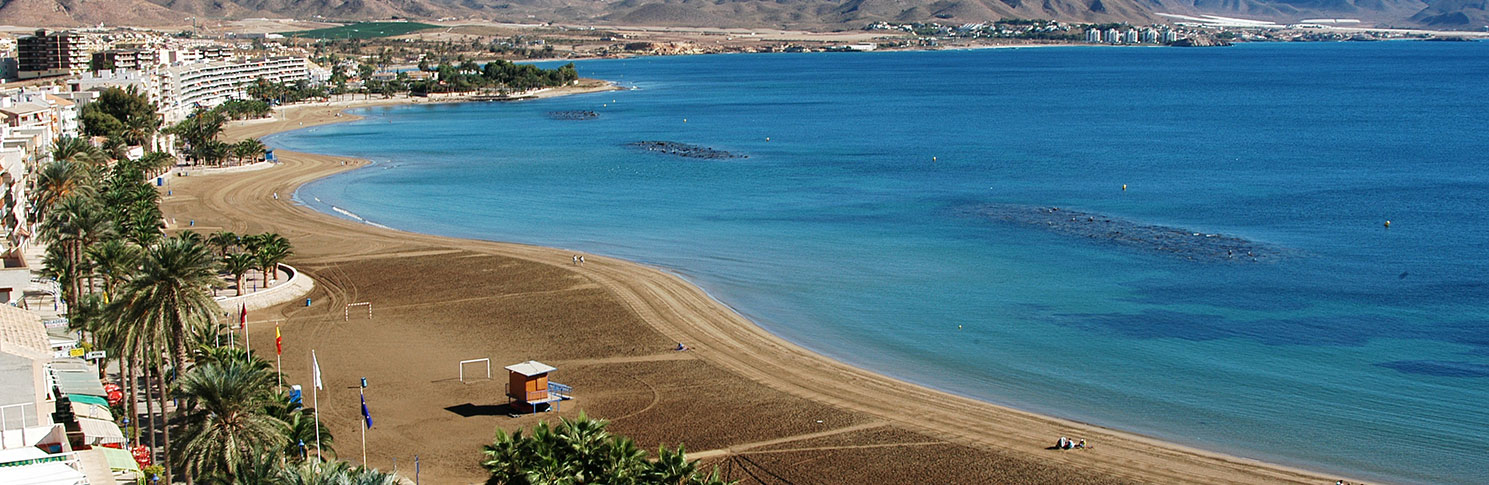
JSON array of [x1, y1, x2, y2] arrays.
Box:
[[1086, 29, 1103, 43], [1123, 30, 1140, 44], [75, 56, 309, 122]]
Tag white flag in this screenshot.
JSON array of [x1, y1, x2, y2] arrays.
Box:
[[312, 350, 323, 390]]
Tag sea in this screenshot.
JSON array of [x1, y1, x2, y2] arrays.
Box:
[[269, 41, 1489, 484]]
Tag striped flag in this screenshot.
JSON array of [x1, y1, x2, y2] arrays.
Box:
[[360, 391, 373, 428], [311, 351, 323, 390], [274, 323, 282, 355]]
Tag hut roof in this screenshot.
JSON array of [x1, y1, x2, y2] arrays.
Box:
[[505, 360, 556, 377]]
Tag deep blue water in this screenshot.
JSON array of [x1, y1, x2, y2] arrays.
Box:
[[272, 42, 1489, 484]]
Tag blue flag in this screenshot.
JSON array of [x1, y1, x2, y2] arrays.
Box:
[[360, 392, 373, 428]]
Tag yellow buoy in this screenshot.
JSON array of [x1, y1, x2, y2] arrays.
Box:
[[1122, 184, 1127, 191], [932, 156, 937, 162], [683, 118, 687, 122], [1384, 220, 1391, 228], [765, 137, 770, 141], [957, 325, 962, 330]]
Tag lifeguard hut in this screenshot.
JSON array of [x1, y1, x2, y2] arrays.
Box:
[[505, 361, 571, 413]]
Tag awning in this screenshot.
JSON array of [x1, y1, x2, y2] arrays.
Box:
[[66, 394, 108, 408], [76, 418, 124, 445], [48, 360, 105, 397], [71, 401, 112, 420], [0, 451, 87, 485], [98, 447, 140, 473]]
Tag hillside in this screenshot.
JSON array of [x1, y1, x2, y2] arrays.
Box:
[[1, 0, 1482, 30]]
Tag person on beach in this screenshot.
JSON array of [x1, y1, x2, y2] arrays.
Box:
[[579, 256, 586, 264], [573, 255, 578, 264]]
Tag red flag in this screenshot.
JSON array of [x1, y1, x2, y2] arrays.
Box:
[[239, 304, 247, 330], [275, 323, 282, 355]]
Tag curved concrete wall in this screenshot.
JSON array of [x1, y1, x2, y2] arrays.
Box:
[[215, 263, 314, 312]]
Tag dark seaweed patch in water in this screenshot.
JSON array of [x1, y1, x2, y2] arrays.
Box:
[[1378, 360, 1489, 378], [628, 141, 746, 159], [960, 204, 1285, 263], [549, 110, 598, 120]]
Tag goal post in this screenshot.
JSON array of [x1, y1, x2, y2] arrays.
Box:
[[345, 302, 372, 321], [459, 358, 491, 383]]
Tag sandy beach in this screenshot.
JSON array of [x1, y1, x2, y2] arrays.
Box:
[[160, 87, 1350, 484]]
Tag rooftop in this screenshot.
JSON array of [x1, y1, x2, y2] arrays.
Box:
[[505, 360, 556, 377]]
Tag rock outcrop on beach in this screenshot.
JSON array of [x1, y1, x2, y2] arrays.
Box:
[[961, 204, 1284, 263], [628, 141, 746, 160]]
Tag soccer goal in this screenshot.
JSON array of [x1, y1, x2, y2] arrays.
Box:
[[344, 302, 372, 321], [459, 358, 492, 383]]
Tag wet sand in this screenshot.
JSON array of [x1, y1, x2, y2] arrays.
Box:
[[161, 90, 1349, 484]]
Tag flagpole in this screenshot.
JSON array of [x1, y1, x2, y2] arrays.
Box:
[[312, 350, 321, 461], [276, 353, 282, 388], [360, 387, 368, 466]]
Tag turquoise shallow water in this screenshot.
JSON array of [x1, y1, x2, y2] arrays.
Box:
[[272, 42, 1489, 484]]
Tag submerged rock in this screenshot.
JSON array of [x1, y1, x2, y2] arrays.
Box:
[[627, 141, 747, 159], [548, 110, 599, 120], [959, 204, 1285, 263]]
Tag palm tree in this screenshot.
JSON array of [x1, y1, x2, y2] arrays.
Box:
[[481, 413, 733, 485], [116, 235, 219, 370], [208, 231, 240, 257], [102, 282, 172, 471], [263, 391, 334, 461], [113, 235, 221, 481], [30, 160, 95, 222], [232, 139, 266, 165], [279, 460, 402, 485], [51, 136, 108, 166], [220, 253, 256, 297], [88, 238, 142, 301], [255, 236, 293, 283], [136, 151, 177, 177], [39, 195, 115, 306], [173, 358, 289, 478]]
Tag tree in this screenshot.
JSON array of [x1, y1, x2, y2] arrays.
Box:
[[208, 231, 240, 257], [248, 233, 292, 281], [481, 413, 732, 485], [81, 86, 159, 145], [221, 253, 256, 297], [39, 195, 115, 307], [263, 390, 334, 460], [173, 358, 289, 479], [30, 160, 95, 221], [113, 235, 222, 481], [233, 139, 266, 165], [279, 460, 402, 485], [51, 136, 108, 166], [169, 109, 227, 165], [87, 238, 142, 300]]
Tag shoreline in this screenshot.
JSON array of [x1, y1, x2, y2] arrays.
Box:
[[182, 89, 1352, 484]]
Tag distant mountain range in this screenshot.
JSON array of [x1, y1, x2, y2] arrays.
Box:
[[1, 0, 1484, 30]]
